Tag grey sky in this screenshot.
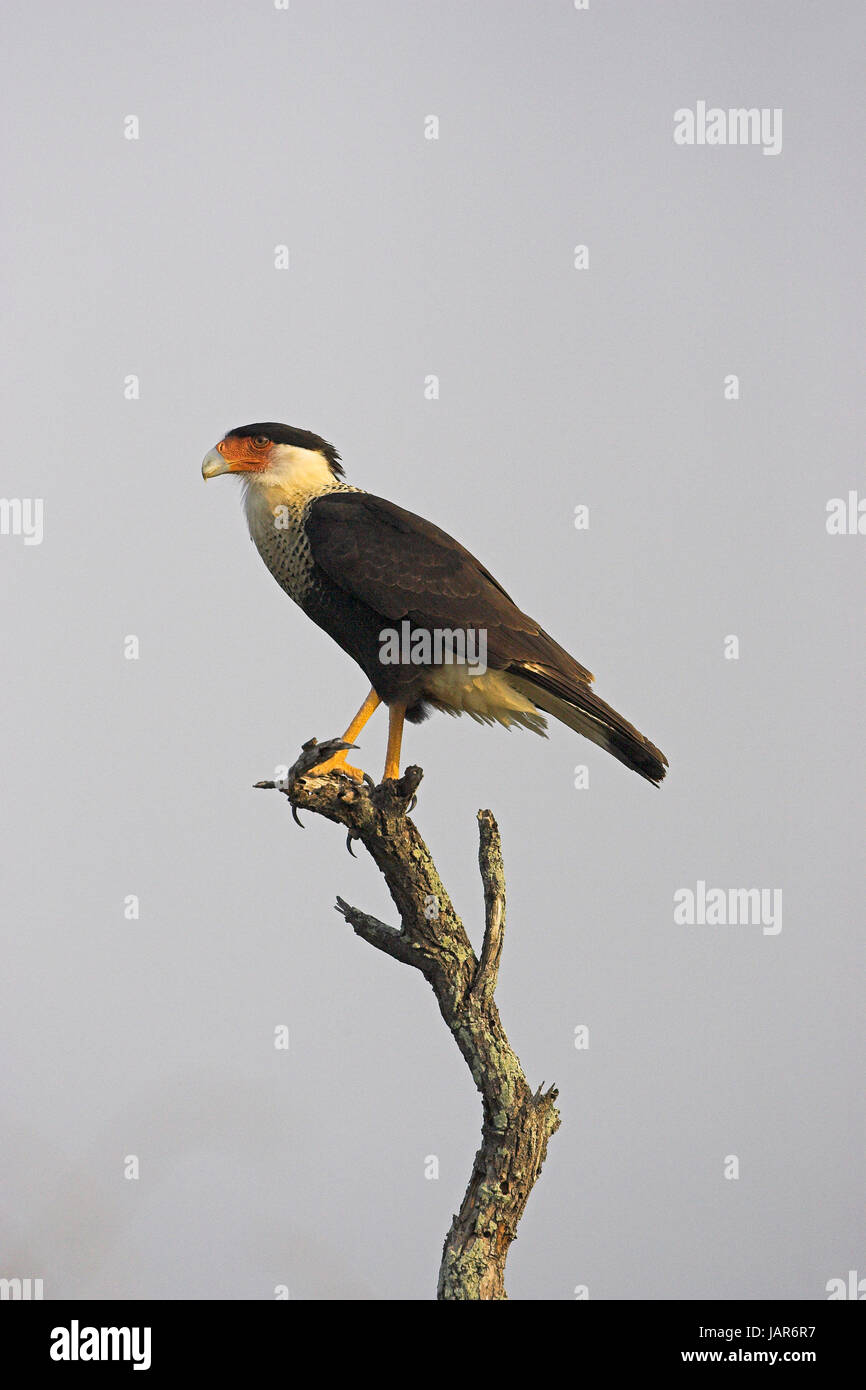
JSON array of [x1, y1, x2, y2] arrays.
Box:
[[1, 0, 863, 1299]]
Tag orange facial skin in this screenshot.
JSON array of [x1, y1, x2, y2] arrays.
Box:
[[215, 434, 275, 472]]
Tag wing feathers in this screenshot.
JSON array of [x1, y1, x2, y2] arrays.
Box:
[[305, 492, 592, 674], [305, 491, 666, 782], [509, 667, 668, 784]]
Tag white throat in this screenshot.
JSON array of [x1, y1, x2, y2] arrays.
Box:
[[241, 444, 359, 550], [257, 444, 338, 498]]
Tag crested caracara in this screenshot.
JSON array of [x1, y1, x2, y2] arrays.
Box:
[[202, 424, 668, 786]]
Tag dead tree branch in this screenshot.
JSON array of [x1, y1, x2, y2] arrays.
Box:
[[256, 738, 561, 1300]]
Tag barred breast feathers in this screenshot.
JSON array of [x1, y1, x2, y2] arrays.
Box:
[[243, 476, 362, 607]]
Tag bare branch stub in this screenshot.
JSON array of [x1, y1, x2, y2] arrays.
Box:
[[257, 742, 561, 1299]]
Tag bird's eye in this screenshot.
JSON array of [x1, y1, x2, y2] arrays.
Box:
[[252, 435, 270, 448]]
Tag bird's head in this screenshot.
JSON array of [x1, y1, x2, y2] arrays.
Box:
[[202, 423, 344, 492]]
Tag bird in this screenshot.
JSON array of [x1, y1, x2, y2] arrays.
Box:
[[202, 423, 668, 787]]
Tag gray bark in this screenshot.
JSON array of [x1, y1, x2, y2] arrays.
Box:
[[256, 738, 561, 1300]]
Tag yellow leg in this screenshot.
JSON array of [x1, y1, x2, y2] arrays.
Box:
[[343, 688, 382, 744], [383, 703, 406, 781], [312, 688, 381, 780]]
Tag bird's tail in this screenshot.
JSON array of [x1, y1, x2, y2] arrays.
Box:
[[508, 666, 668, 785]]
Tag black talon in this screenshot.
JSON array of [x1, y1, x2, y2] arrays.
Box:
[[408, 793, 418, 814], [346, 830, 359, 857], [291, 803, 304, 828], [362, 772, 376, 789]]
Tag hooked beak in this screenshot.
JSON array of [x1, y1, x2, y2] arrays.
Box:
[[202, 447, 233, 480]]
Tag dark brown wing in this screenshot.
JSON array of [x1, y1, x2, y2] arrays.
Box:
[[304, 491, 593, 681]]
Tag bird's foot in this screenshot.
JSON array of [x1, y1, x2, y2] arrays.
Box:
[[257, 737, 371, 796], [312, 756, 366, 781], [307, 744, 366, 781]]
